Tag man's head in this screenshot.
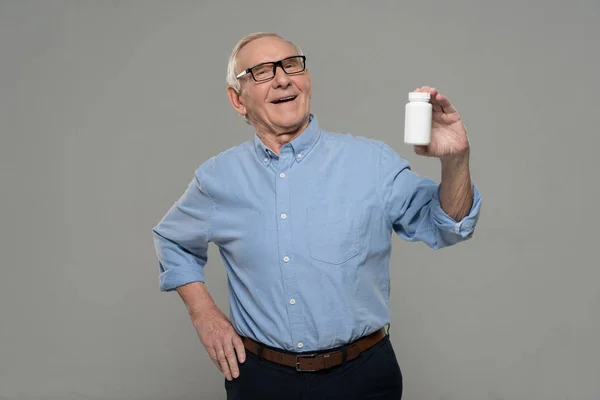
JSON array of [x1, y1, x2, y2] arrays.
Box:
[[226, 33, 312, 137]]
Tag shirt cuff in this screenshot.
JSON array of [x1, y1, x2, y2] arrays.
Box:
[[159, 263, 206, 292], [430, 181, 482, 239]]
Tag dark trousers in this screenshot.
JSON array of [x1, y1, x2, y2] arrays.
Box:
[[225, 334, 403, 399]]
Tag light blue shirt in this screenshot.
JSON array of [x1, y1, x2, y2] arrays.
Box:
[[152, 115, 482, 352]]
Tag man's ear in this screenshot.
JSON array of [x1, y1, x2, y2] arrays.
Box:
[[226, 86, 247, 117]]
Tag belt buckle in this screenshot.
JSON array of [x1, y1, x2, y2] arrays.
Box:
[[295, 353, 319, 372]]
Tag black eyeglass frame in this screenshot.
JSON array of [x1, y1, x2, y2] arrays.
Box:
[[236, 55, 307, 82]]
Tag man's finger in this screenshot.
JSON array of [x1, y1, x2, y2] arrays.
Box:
[[206, 347, 223, 372], [224, 340, 240, 379], [437, 94, 457, 114], [232, 335, 246, 364], [420, 86, 437, 100], [414, 145, 428, 155], [417, 86, 445, 111], [215, 344, 233, 381], [211, 358, 223, 372]]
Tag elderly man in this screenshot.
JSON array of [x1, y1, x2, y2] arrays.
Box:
[[152, 32, 481, 399]]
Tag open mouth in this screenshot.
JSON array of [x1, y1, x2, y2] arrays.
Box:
[[271, 96, 297, 104]]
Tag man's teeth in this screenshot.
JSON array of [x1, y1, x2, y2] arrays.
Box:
[[274, 96, 296, 103]]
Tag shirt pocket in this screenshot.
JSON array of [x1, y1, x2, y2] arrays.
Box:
[[306, 202, 360, 265]]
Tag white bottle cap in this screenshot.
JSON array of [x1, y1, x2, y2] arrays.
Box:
[[408, 92, 431, 101]]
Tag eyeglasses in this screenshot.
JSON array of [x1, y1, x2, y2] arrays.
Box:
[[236, 55, 306, 82]]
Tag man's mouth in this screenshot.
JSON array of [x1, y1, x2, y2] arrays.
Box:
[[271, 96, 297, 104]]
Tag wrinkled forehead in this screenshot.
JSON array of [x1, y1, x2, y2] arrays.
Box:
[[237, 37, 300, 72]]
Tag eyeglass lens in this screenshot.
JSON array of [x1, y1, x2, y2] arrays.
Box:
[[252, 56, 305, 81]]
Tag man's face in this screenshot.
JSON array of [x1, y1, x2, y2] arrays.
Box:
[[229, 37, 312, 136]]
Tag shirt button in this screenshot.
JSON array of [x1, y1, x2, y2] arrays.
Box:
[[279, 173, 285, 178], [263, 157, 268, 162], [297, 342, 303, 349], [454, 221, 462, 234], [296, 154, 302, 159], [283, 256, 289, 263], [289, 299, 296, 305], [281, 213, 287, 220]]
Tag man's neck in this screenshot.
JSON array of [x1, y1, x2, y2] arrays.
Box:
[[256, 118, 310, 155]]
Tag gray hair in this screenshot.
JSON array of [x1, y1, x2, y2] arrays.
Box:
[[226, 32, 304, 94]]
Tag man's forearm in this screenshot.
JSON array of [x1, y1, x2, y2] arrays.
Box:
[[176, 281, 219, 319], [439, 151, 473, 222]]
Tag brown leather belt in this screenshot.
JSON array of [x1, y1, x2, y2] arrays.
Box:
[[242, 328, 387, 372]]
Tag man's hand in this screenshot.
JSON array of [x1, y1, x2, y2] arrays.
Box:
[[192, 305, 246, 381], [412, 86, 470, 162], [176, 282, 245, 381], [410, 86, 474, 221]]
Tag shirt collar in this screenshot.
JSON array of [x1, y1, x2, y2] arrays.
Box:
[[253, 114, 321, 165]]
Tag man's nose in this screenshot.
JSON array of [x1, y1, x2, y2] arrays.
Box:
[[272, 65, 291, 88]]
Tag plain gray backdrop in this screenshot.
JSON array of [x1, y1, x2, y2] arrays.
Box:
[[1, 1, 599, 399]]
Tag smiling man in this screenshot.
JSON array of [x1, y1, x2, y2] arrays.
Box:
[[226, 37, 312, 154], [152, 32, 482, 399]]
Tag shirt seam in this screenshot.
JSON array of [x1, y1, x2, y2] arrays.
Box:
[[377, 142, 395, 228], [197, 164, 215, 244]]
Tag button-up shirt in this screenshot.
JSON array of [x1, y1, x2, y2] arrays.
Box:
[[152, 115, 482, 352]]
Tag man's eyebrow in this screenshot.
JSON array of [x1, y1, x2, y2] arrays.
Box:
[[249, 55, 299, 66]]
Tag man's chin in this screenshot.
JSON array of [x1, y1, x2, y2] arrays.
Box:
[[271, 113, 309, 132]]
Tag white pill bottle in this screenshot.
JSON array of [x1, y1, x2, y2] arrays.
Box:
[[404, 92, 432, 145]]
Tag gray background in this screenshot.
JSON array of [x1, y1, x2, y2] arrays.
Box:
[[1, 0, 599, 399]]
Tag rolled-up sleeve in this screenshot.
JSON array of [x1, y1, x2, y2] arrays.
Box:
[[378, 142, 482, 249], [429, 182, 482, 242], [152, 165, 214, 291]]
